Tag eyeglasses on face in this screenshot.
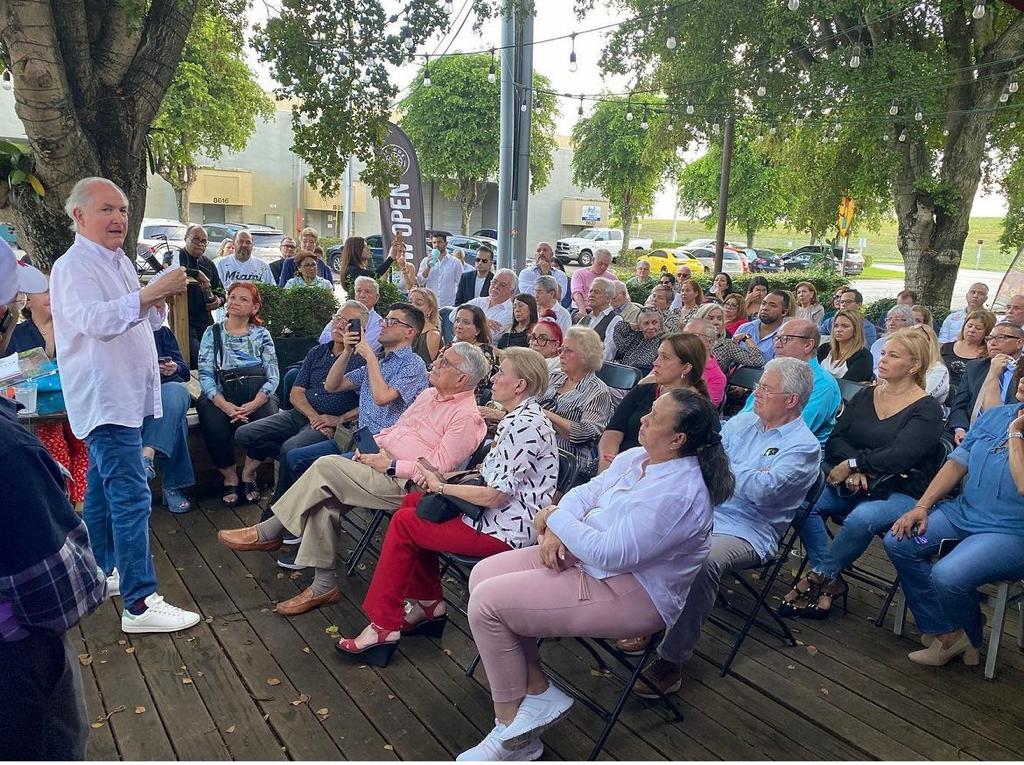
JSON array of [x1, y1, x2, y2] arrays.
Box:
[[529, 334, 554, 346], [382, 316, 413, 329], [986, 334, 1023, 342], [753, 382, 792, 396], [432, 354, 466, 373], [774, 334, 812, 344]]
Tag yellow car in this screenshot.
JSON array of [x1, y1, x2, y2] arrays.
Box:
[[643, 248, 709, 276]]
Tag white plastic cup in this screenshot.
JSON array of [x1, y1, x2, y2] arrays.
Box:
[[14, 382, 37, 414]]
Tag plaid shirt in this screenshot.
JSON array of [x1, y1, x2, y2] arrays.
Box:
[[0, 519, 106, 642]]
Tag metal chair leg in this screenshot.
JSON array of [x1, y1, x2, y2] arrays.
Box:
[[876, 576, 900, 627], [345, 509, 386, 576], [985, 581, 1009, 681], [893, 590, 907, 637], [465, 652, 482, 678]]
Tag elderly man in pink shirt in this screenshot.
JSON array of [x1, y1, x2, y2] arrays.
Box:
[[570, 247, 621, 319], [218, 341, 489, 616]]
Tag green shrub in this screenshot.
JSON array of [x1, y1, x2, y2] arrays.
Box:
[[257, 283, 339, 337], [320, 236, 343, 251], [864, 297, 897, 324], [626, 280, 654, 305], [613, 266, 849, 303]]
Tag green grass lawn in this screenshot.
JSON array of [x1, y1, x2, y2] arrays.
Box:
[[635, 216, 1014, 273]]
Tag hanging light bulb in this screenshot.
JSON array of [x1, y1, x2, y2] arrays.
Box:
[[787, 0, 800, 10], [1011, 120, 1018, 129], [898, 128, 907, 142], [1009, 74, 1020, 94], [487, 49, 496, 84], [625, 95, 634, 122], [795, 114, 804, 127], [942, 127, 950, 137], [889, 98, 899, 116], [914, 104, 923, 121], [849, 44, 861, 69], [769, 124, 777, 135], [367, 55, 377, 69], [578, 97, 584, 117], [640, 107, 649, 130], [626, 110, 634, 121], [686, 101, 694, 115], [1, 70, 10, 91], [520, 101, 527, 112], [423, 55, 431, 87], [711, 121, 721, 135], [568, 32, 578, 73], [756, 78, 767, 98], [667, 119, 674, 131], [666, 26, 677, 50], [883, 132, 890, 142], [973, 2, 986, 20], [1001, 90, 1010, 103]]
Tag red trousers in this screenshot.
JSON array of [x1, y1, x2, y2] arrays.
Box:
[[362, 491, 512, 630]]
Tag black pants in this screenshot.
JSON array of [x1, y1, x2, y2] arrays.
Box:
[[187, 323, 208, 370], [0, 631, 88, 760], [195, 395, 278, 469]]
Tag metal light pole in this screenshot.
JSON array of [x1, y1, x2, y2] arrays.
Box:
[[496, 12, 516, 270], [512, 13, 534, 273], [712, 116, 735, 275]]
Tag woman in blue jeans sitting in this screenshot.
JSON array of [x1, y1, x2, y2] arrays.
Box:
[[143, 327, 196, 513], [780, 329, 944, 619], [884, 374, 1024, 667]]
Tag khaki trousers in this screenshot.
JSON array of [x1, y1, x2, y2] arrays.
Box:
[[272, 455, 410, 570]]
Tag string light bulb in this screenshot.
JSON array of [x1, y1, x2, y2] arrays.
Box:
[[756, 78, 767, 98], [711, 121, 720, 135], [569, 32, 578, 73], [667, 119, 674, 131], [640, 107, 649, 130], [889, 99, 899, 116], [423, 55, 431, 87], [942, 127, 950, 137], [520, 101, 527, 112], [578, 97, 584, 117], [1009, 73, 1019, 93], [973, 2, 986, 20], [849, 44, 861, 69], [1011, 120, 1018, 129], [686, 101, 694, 115], [1, 70, 10, 91], [488, 49, 496, 84], [795, 114, 804, 127], [914, 104, 923, 121], [666, 26, 677, 50], [787, 0, 800, 10], [898, 128, 907, 142], [1001, 90, 1010, 103]]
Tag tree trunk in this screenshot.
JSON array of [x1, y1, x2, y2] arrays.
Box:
[[456, 178, 484, 235], [620, 190, 634, 256], [746, 225, 755, 247]]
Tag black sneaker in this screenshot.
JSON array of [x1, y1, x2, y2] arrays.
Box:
[[276, 548, 307, 571]]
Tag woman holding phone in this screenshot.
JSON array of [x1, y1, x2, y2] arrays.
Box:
[[335, 348, 559, 666]]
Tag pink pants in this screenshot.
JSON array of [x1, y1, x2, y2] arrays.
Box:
[[467, 546, 664, 703]]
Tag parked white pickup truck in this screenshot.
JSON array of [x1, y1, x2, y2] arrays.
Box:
[[555, 228, 653, 266]]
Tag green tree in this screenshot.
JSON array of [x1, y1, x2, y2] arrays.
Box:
[[150, 10, 274, 223], [676, 130, 791, 246], [601, 0, 1024, 307], [571, 95, 676, 255], [399, 53, 557, 234]]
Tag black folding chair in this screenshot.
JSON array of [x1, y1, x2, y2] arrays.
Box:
[[721, 364, 764, 418], [836, 377, 867, 405], [709, 469, 827, 675], [596, 361, 642, 390]]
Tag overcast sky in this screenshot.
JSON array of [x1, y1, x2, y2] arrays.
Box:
[[246, 0, 1006, 219]]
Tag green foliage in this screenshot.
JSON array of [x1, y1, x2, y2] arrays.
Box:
[[626, 280, 654, 305], [0, 140, 44, 198], [612, 265, 848, 303], [864, 297, 897, 324], [341, 274, 405, 316], [150, 9, 273, 215], [257, 284, 339, 337], [399, 54, 557, 233]]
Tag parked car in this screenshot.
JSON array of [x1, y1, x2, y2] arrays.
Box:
[[750, 248, 783, 273], [202, 222, 251, 259], [471, 228, 497, 239], [644, 248, 709, 276], [555, 227, 653, 266], [137, 218, 188, 272], [686, 246, 747, 275], [327, 234, 386, 274], [781, 244, 863, 275]]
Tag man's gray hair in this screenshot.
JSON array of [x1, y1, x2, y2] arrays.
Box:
[[535, 275, 558, 294], [886, 304, 915, 327], [449, 341, 489, 386], [494, 268, 519, 291], [591, 277, 616, 300], [594, 248, 612, 262], [684, 317, 716, 340], [765, 357, 814, 410], [64, 177, 126, 231], [354, 275, 380, 295], [613, 280, 629, 295], [336, 300, 370, 325]]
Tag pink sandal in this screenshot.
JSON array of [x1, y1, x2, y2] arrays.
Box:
[[335, 624, 399, 667]]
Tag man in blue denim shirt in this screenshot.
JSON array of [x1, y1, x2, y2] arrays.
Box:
[[634, 357, 821, 697]]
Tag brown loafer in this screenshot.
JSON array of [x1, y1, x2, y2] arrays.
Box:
[[616, 634, 652, 655], [275, 586, 341, 616], [217, 525, 283, 552]]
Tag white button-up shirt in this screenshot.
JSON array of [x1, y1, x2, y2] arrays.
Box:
[[519, 264, 569, 301], [50, 234, 165, 439], [468, 296, 514, 341], [417, 254, 463, 308]]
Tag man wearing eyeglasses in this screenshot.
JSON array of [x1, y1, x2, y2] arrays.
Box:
[[818, 288, 877, 345], [948, 320, 1024, 444], [738, 318, 840, 445], [270, 237, 297, 284], [167, 224, 223, 367]]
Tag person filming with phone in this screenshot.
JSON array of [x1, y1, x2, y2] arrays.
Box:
[[217, 335, 488, 617]]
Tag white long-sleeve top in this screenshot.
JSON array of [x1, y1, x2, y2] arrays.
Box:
[[50, 234, 166, 439], [546, 447, 714, 628], [416, 254, 463, 308]]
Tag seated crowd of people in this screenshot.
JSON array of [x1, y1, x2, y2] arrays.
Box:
[[8, 229, 1024, 763]]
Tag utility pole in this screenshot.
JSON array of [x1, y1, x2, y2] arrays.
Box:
[[712, 116, 735, 275], [342, 155, 354, 241], [512, 13, 534, 273], [497, 13, 516, 270]]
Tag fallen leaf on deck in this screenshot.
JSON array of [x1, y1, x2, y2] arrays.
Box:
[[175, 567, 185, 572], [226, 725, 236, 734], [134, 706, 146, 714], [244, 573, 255, 579], [100, 660, 107, 664], [205, 616, 214, 623], [276, 573, 285, 580], [384, 745, 394, 751], [302, 646, 311, 654], [820, 687, 829, 695], [117, 639, 126, 646], [806, 645, 819, 656], [795, 639, 805, 645], [787, 664, 796, 670], [387, 694, 395, 700], [183, 678, 193, 685], [78, 654, 93, 666], [325, 625, 339, 636], [316, 707, 329, 716], [290, 693, 310, 706], [90, 722, 105, 729], [442, 648, 452, 656], [267, 677, 281, 686], [125, 646, 136, 654]]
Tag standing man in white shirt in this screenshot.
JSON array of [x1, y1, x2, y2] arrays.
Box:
[[417, 232, 462, 309], [49, 177, 201, 634], [938, 282, 990, 342], [469, 268, 517, 341], [216, 229, 275, 291], [518, 242, 568, 302]]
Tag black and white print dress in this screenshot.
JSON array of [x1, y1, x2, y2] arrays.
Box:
[[466, 397, 559, 549]]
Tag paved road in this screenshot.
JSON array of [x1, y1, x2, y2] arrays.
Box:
[[852, 264, 1004, 306]]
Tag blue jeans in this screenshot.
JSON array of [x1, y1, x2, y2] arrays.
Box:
[[83, 424, 157, 607], [800, 485, 917, 578], [141, 382, 195, 492], [284, 438, 343, 482], [884, 508, 1024, 647]]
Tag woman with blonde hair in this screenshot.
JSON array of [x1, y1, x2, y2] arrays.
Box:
[[794, 281, 824, 325], [907, 323, 950, 406], [408, 287, 444, 364], [694, 302, 766, 373], [912, 304, 934, 328], [215, 238, 235, 261], [817, 308, 873, 383]]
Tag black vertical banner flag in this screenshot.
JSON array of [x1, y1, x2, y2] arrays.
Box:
[[378, 122, 426, 268]]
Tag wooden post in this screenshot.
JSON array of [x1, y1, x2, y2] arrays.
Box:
[[170, 288, 190, 368]]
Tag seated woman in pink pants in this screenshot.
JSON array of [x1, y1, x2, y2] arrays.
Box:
[[459, 388, 734, 761]]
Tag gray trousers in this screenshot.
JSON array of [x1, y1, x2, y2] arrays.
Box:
[[657, 534, 760, 664]]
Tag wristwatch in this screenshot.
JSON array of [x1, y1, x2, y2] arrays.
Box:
[[847, 458, 858, 470], [385, 461, 397, 477]]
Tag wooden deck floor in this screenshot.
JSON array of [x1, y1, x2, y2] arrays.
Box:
[[74, 498, 1024, 761]]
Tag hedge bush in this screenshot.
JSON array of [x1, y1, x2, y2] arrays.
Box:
[[614, 266, 849, 306], [342, 274, 406, 316], [257, 283, 339, 337], [864, 297, 951, 328]]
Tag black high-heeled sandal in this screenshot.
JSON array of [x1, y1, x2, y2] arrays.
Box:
[[400, 599, 448, 638], [221, 483, 241, 508], [241, 481, 261, 504], [792, 577, 849, 620], [778, 572, 823, 617]]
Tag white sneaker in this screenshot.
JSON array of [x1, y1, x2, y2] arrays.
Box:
[[457, 722, 543, 761], [122, 593, 201, 634], [105, 569, 120, 599], [498, 683, 573, 748]]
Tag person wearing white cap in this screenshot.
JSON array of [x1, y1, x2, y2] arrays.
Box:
[[0, 239, 48, 355], [49, 177, 200, 635]]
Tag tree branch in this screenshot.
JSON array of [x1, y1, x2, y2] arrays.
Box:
[[50, 0, 96, 108], [92, 3, 142, 88]]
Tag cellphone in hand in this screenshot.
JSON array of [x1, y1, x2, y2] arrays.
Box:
[[352, 426, 380, 455], [348, 318, 361, 335], [158, 356, 173, 364]]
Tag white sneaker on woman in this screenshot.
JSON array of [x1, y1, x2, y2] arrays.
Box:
[[122, 593, 201, 634], [456, 722, 543, 761], [498, 683, 573, 747]]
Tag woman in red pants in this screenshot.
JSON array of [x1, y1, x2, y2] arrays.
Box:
[[336, 347, 560, 667]]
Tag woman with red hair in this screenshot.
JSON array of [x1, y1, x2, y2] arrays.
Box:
[[196, 282, 280, 506], [529, 316, 563, 374]]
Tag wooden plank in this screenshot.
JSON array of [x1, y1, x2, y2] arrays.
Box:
[[170, 290, 190, 368], [70, 626, 120, 761]]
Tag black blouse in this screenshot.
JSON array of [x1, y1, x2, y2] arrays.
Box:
[[817, 344, 874, 383], [606, 382, 658, 452], [940, 341, 981, 400]]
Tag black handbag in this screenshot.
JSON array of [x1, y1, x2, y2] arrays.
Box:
[[212, 324, 267, 406], [415, 471, 488, 525]]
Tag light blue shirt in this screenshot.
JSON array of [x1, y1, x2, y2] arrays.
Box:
[[712, 412, 821, 561], [547, 448, 714, 628], [735, 319, 781, 360], [741, 357, 840, 445], [938, 308, 969, 343], [344, 345, 428, 433]]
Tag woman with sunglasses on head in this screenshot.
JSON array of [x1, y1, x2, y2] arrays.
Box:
[[722, 292, 747, 336], [444, 303, 499, 400], [408, 287, 444, 365]]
